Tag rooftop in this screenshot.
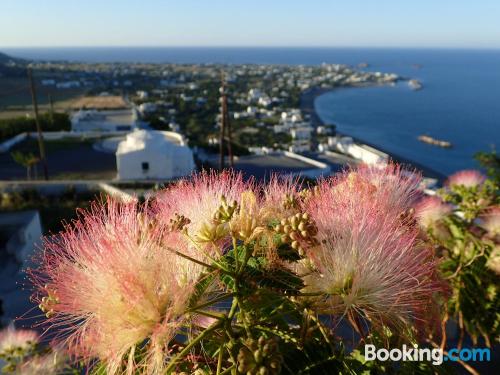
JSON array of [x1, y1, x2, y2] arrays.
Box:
[[233, 153, 321, 180]]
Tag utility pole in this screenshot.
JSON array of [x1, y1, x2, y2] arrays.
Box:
[[48, 93, 55, 125], [219, 72, 234, 169], [28, 68, 49, 180], [219, 73, 226, 170]]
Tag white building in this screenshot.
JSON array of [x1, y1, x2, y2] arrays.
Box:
[[137, 90, 149, 99], [116, 130, 195, 180], [0, 210, 42, 263], [71, 109, 139, 132], [139, 102, 158, 114], [290, 127, 312, 140], [334, 137, 388, 165]]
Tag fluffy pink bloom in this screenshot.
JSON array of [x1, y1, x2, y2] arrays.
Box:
[[331, 163, 422, 218], [0, 326, 38, 353], [262, 174, 301, 211], [479, 206, 500, 239], [415, 196, 453, 229], [445, 170, 486, 188], [302, 165, 443, 333], [29, 199, 195, 375], [18, 349, 68, 375], [153, 170, 252, 260]]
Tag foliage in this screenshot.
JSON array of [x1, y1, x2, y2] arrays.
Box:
[[0, 112, 70, 142], [475, 149, 500, 185], [0, 188, 97, 234], [429, 170, 500, 348], [10, 150, 40, 180]]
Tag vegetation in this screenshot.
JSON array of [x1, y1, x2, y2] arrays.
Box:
[[10, 151, 39, 180], [0, 188, 99, 234], [0, 112, 70, 142]]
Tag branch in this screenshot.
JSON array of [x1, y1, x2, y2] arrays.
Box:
[[164, 320, 223, 374]]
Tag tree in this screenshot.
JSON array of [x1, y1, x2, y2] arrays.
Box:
[[11, 151, 40, 180]]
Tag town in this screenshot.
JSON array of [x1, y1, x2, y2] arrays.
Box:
[[0, 54, 414, 182], [0, 53, 436, 328]]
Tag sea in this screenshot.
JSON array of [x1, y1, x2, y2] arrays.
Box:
[[4, 47, 499, 176]]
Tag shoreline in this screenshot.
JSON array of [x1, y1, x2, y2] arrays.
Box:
[[300, 85, 446, 182]]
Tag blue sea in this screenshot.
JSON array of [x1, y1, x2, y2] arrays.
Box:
[[4, 47, 500, 176]]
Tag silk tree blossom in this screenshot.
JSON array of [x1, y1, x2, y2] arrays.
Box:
[[445, 169, 486, 188], [301, 166, 443, 334], [479, 206, 500, 240], [154, 171, 251, 260], [29, 199, 196, 375], [18, 349, 68, 375], [0, 326, 38, 354], [415, 196, 453, 230], [261, 174, 302, 217], [345, 163, 422, 217]]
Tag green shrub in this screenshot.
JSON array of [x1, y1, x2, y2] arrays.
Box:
[[0, 112, 70, 142]]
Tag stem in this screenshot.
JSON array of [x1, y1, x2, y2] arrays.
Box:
[[309, 313, 334, 352], [164, 320, 223, 374], [233, 236, 239, 272], [186, 293, 234, 313], [166, 247, 233, 276], [216, 342, 224, 375], [426, 339, 479, 375], [195, 310, 226, 320], [220, 364, 235, 375]]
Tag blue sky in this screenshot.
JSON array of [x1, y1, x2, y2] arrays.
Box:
[[1, 0, 499, 48]]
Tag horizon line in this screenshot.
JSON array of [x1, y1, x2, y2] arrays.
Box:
[[2, 45, 500, 51]]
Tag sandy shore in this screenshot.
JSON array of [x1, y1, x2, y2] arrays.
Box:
[[300, 85, 445, 181]]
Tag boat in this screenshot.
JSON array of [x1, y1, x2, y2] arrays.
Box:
[[418, 135, 452, 148], [408, 79, 422, 90]]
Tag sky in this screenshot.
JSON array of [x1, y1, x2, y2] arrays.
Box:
[[1, 0, 500, 48]]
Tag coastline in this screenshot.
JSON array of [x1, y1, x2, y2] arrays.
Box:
[[300, 85, 446, 182]]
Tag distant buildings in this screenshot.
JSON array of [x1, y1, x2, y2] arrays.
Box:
[[116, 130, 195, 180]]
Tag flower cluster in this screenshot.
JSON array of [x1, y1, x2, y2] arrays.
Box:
[[27, 166, 454, 374], [300, 164, 442, 334], [29, 199, 197, 374]]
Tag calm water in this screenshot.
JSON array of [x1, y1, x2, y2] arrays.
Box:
[[4, 47, 499, 175]]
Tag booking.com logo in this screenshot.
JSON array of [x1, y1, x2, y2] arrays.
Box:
[[364, 344, 491, 365]]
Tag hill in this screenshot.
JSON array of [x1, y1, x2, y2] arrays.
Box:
[[0, 51, 26, 64], [0, 51, 27, 77]]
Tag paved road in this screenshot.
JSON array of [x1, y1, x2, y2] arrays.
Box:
[[0, 143, 116, 180]]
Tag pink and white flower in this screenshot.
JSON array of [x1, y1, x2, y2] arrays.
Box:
[[29, 198, 195, 374], [479, 205, 500, 239], [445, 170, 486, 188], [153, 170, 252, 260], [0, 326, 38, 353], [302, 165, 443, 333], [415, 196, 453, 229]]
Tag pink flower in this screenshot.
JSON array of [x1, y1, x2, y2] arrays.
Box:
[[415, 196, 453, 229], [29, 198, 195, 374], [302, 165, 443, 333], [153, 170, 252, 260], [18, 349, 68, 375], [333, 163, 422, 218], [0, 326, 38, 353], [445, 170, 486, 188], [479, 205, 500, 239]]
